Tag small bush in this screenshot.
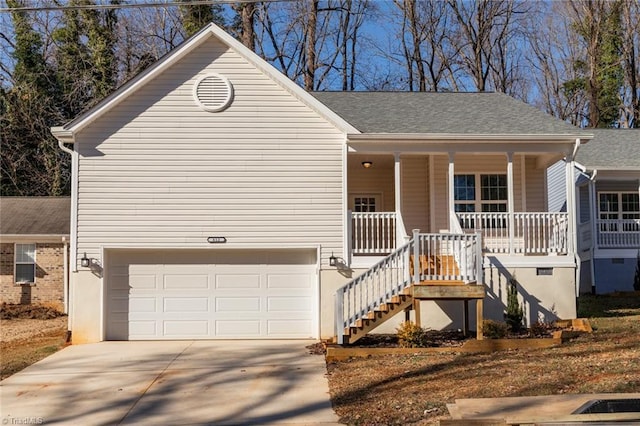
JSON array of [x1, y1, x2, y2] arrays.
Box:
[[482, 319, 508, 339], [504, 275, 524, 332], [529, 320, 552, 337], [396, 321, 428, 348]]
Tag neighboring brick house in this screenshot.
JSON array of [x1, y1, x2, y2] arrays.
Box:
[[0, 197, 70, 311]]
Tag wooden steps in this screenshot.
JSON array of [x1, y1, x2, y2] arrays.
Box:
[[409, 254, 461, 277], [339, 253, 485, 344], [341, 294, 414, 345]]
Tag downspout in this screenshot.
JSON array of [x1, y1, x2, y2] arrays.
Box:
[[568, 138, 581, 301], [589, 169, 598, 293], [58, 139, 78, 273], [62, 236, 68, 314], [58, 138, 77, 335]]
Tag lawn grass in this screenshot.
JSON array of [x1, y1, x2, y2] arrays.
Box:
[[326, 292, 640, 425]]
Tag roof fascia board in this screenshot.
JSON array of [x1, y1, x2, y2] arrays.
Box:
[[347, 133, 592, 142], [588, 168, 640, 175], [59, 23, 358, 137], [0, 234, 69, 243]]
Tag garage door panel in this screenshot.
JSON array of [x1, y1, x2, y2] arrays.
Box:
[[164, 320, 209, 337], [130, 297, 156, 313], [215, 274, 261, 289], [163, 274, 209, 289], [106, 249, 316, 340], [268, 320, 312, 336], [267, 297, 310, 312], [216, 320, 261, 336], [267, 274, 312, 289], [129, 274, 157, 290], [129, 320, 156, 337], [164, 297, 209, 312], [215, 297, 261, 312]]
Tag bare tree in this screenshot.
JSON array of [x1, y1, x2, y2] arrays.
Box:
[[446, 0, 527, 95], [526, 1, 587, 125], [392, 0, 458, 91]]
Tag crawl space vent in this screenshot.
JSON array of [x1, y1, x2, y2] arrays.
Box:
[[193, 73, 233, 112]]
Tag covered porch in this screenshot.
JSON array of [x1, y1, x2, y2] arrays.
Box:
[[345, 141, 579, 261], [577, 171, 640, 252]]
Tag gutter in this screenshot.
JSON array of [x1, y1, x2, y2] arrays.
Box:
[[347, 133, 594, 142]]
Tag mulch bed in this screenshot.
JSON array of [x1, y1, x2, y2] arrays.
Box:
[[0, 303, 66, 320]]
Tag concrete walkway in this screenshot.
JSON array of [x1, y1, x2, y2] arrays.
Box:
[[1, 340, 342, 425]]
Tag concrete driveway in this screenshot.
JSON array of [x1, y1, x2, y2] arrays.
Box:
[[1, 340, 342, 425]]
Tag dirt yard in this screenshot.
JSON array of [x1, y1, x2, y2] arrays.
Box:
[[325, 293, 640, 425], [0, 304, 69, 380]]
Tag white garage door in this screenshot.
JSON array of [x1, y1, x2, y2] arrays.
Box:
[[105, 249, 317, 340]]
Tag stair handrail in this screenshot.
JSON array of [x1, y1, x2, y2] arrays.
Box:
[[335, 231, 483, 344], [335, 239, 413, 344]]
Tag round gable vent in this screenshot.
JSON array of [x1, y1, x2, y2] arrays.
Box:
[[193, 73, 233, 112]]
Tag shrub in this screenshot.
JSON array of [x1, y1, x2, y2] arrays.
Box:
[[529, 320, 551, 337], [504, 275, 524, 332], [396, 321, 428, 348], [482, 319, 508, 339]]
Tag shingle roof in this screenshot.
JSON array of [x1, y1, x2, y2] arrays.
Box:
[[311, 91, 589, 136], [0, 197, 70, 235], [575, 129, 640, 170]]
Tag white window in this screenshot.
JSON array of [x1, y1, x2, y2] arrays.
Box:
[[350, 194, 381, 212], [455, 174, 508, 228], [598, 192, 640, 232], [15, 244, 36, 284], [454, 174, 508, 213]]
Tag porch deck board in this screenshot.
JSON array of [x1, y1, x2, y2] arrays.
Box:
[[412, 283, 485, 299]]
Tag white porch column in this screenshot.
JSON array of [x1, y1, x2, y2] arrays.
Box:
[[507, 152, 515, 254], [448, 152, 455, 230], [394, 152, 403, 246], [565, 147, 577, 256], [394, 152, 401, 213]]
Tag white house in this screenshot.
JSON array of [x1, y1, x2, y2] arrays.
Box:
[[51, 23, 593, 344], [571, 129, 640, 294]]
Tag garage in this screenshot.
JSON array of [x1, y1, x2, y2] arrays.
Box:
[[105, 249, 318, 340]]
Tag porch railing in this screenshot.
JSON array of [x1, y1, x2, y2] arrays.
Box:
[[349, 211, 397, 255], [596, 219, 640, 248], [456, 212, 569, 255], [335, 231, 481, 344]]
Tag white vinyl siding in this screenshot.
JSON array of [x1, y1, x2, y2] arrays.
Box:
[[401, 157, 429, 233], [546, 160, 567, 212], [524, 157, 546, 212], [74, 39, 344, 267]]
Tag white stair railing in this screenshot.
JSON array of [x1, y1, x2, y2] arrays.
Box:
[[335, 231, 481, 344]]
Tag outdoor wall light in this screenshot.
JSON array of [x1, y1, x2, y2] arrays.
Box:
[[80, 252, 91, 268], [329, 252, 337, 267], [361, 161, 373, 169]]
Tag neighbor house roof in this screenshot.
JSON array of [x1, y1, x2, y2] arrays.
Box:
[[575, 129, 640, 171], [0, 197, 70, 236], [311, 91, 590, 137]]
